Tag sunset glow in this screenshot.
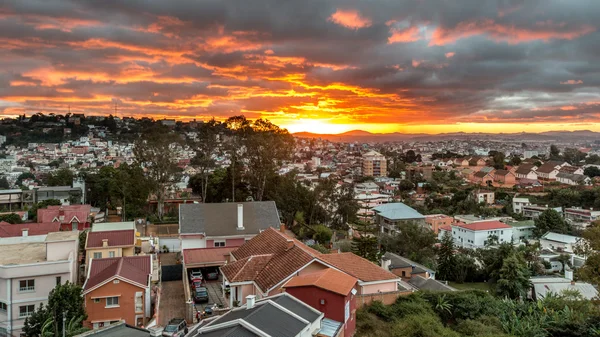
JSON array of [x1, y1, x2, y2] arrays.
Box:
[[1, 1, 599, 134]]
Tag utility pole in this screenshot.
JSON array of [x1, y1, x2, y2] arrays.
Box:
[[62, 311, 66, 337]]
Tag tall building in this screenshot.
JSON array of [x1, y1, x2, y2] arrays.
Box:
[[362, 150, 387, 177]]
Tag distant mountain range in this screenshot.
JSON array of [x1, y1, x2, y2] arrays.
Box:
[[292, 130, 600, 142]]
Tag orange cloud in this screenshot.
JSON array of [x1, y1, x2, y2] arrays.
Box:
[[430, 19, 596, 45], [445, 52, 455, 58], [560, 79, 583, 85], [328, 9, 372, 30], [388, 26, 421, 43]]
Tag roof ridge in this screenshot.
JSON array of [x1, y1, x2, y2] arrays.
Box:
[[231, 257, 252, 281], [116, 257, 124, 276]]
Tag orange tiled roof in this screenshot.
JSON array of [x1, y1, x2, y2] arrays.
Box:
[[317, 252, 399, 282], [284, 268, 357, 296]]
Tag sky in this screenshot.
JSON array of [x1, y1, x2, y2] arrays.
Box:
[[1, 0, 600, 134]]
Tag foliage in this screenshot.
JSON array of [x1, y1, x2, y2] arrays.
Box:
[[495, 253, 531, 299], [16, 172, 37, 186], [380, 221, 438, 268], [187, 118, 221, 202], [534, 209, 571, 237], [584, 166, 600, 178], [309, 243, 330, 254], [27, 199, 62, 221], [437, 231, 455, 281], [0, 176, 9, 189], [351, 221, 380, 262], [577, 221, 600, 284], [23, 282, 87, 337], [46, 168, 74, 186], [0, 212, 22, 224], [311, 224, 333, 245]]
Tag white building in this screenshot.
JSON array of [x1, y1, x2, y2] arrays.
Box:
[[512, 197, 531, 214], [438, 220, 513, 248], [564, 208, 600, 228], [0, 231, 79, 336], [508, 220, 535, 243], [539, 232, 586, 267]]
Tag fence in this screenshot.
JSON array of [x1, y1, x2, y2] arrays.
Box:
[[355, 290, 412, 308]]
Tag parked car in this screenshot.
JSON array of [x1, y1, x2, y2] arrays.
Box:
[[202, 305, 214, 316], [194, 287, 209, 303], [191, 280, 203, 291], [205, 268, 219, 281], [162, 318, 187, 337], [189, 270, 203, 282]]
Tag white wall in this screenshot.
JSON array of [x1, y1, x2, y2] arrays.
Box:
[[452, 227, 513, 248], [180, 237, 206, 250]]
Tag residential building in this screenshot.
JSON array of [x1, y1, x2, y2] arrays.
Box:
[[536, 161, 568, 181], [494, 169, 516, 185], [0, 221, 60, 238], [362, 151, 387, 177], [514, 164, 538, 180], [85, 229, 136, 269], [530, 277, 598, 301], [372, 202, 425, 235], [556, 172, 591, 186], [512, 197, 531, 214], [523, 150, 539, 159], [438, 221, 513, 248], [539, 232, 581, 254], [0, 189, 35, 212], [424, 214, 453, 234], [0, 231, 79, 336], [191, 293, 325, 337], [471, 170, 494, 185], [407, 276, 455, 292], [564, 208, 600, 228], [508, 220, 535, 243], [381, 252, 433, 279], [559, 166, 584, 175], [472, 190, 495, 205], [220, 227, 401, 308], [179, 201, 280, 251], [284, 268, 358, 337], [38, 204, 93, 231], [83, 256, 153, 329], [34, 185, 83, 205], [523, 205, 562, 220]]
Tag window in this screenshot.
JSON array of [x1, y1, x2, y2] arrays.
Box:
[[106, 297, 119, 307], [401, 271, 406, 277], [108, 251, 115, 258], [19, 305, 35, 318], [71, 221, 78, 231], [214, 241, 225, 247], [56, 276, 61, 286], [19, 279, 35, 292], [0, 302, 7, 312], [93, 252, 102, 259]]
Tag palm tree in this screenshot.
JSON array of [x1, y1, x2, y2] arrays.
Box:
[[41, 316, 89, 337]]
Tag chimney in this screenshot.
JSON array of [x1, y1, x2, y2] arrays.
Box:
[[237, 204, 244, 230], [246, 295, 256, 309], [381, 258, 391, 270], [280, 223, 286, 233], [286, 239, 294, 251], [22, 228, 29, 237], [59, 207, 65, 216], [102, 239, 108, 248]]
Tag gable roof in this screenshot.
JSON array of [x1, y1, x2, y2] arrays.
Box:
[[458, 220, 512, 231], [495, 169, 513, 177], [318, 253, 399, 282], [537, 161, 564, 174], [372, 202, 424, 220], [183, 247, 236, 268], [86, 229, 135, 249], [38, 205, 91, 224], [0, 222, 60, 238], [473, 171, 492, 178], [515, 164, 536, 175], [179, 201, 280, 236], [382, 252, 432, 275], [75, 321, 150, 337], [284, 268, 358, 296], [83, 255, 151, 293], [408, 275, 456, 292]]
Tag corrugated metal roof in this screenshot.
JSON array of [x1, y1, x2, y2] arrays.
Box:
[[318, 318, 342, 337], [372, 202, 424, 220], [541, 232, 580, 244]]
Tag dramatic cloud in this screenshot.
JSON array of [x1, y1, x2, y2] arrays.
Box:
[[0, 0, 600, 133]]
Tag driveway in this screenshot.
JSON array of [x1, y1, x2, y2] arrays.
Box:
[[193, 280, 227, 315], [159, 280, 186, 327]]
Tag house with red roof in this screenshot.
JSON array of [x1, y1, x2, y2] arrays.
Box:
[[84, 229, 137, 271], [37, 204, 92, 231], [0, 221, 60, 238], [83, 256, 152, 329], [438, 220, 513, 248], [284, 268, 358, 337], [220, 227, 401, 309]]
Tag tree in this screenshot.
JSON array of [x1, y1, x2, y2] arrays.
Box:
[[495, 253, 531, 299], [187, 119, 221, 202], [16, 172, 36, 186], [380, 222, 437, 267], [0, 176, 9, 189], [0, 212, 22, 224], [576, 222, 600, 284], [584, 166, 600, 178], [46, 168, 74, 186], [311, 224, 333, 245], [23, 282, 87, 337], [224, 115, 251, 202], [509, 156, 522, 166], [488, 151, 506, 169], [550, 144, 561, 160], [437, 231, 455, 281], [534, 209, 570, 237], [453, 253, 478, 283], [351, 221, 380, 262], [28, 199, 62, 221], [556, 253, 572, 273], [133, 126, 182, 219]]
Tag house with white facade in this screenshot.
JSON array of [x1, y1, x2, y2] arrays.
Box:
[[438, 221, 513, 248], [523, 205, 563, 220], [508, 220, 536, 243], [0, 231, 79, 336], [564, 208, 600, 228], [539, 232, 587, 267]]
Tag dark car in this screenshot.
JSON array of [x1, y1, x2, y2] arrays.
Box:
[[162, 318, 187, 337], [203, 305, 214, 316], [205, 269, 219, 281], [194, 287, 209, 303]]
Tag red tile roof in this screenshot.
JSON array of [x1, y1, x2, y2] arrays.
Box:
[[439, 224, 452, 231], [86, 229, 135, 248], [284, 268, 357, 296], [38, 205, 92, 224], [222, 255, 273, 283], [84, 255, 151, 292], [183, 247, 236, 267], [458, 220, 512, 231], [317, 253, 399, 282], [0, 222, 60, 238]]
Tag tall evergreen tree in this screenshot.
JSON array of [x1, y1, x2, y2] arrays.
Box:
[[436, 231, 456, 281], [534, 209, 570, 237], [351, 221, 380, 262], [495, 253, 531, 299]]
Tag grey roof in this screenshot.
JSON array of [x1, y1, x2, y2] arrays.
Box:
[[75, 322, 150, 337], [532, 278, 598, 300], [372, 202, 424, 220], [383, 252, 432, 275], [36, 186, 80, 192], [197, 293, 321, 337], [408, 275, 456, 292], [556, 172, 588, 181], [179, 201, 280, 236], [541, 232, 580, 244]]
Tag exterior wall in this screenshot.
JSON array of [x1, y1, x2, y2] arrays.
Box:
[[360, 281, 397, 295], [205, 237, 246, 248], [286, 286, 356, 337], [424, 215, 453, 234], [181, 236, 207, 250], [86, 247, 124, 267], [511, 226, 535, 243], [84, 279, 147, 328], [356, 290, 408, 308], [299, 262, 329, 276], [540, 239, 575, 253], [451, 227, 513, 248]]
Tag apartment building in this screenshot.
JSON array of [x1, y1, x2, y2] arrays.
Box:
[[564, 208, 600, 228], [362, 151, 387, 177], [85, 229, 137, 271], [438, 221, 513, 248], [0, 231, 79, 336]]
